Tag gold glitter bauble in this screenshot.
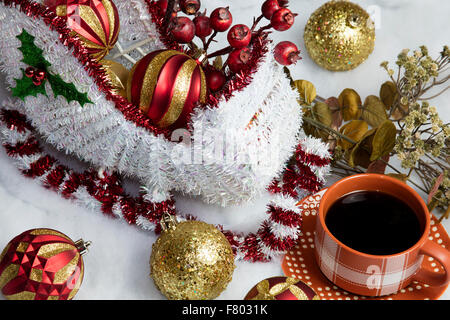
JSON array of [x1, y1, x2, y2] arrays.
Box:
[[150, 215, 235, 300], [304, 0, 375, 71]]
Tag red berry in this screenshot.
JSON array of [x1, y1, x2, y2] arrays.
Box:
[[274, 41, 301, 65], [157, 0, 168, 14], [193, 15, 212, 38], [271, 8, 295, 31], [32, 75, 42, 86], [206, 69, 226, 92], [34, 70, 46, 81], [179, 0, 201, 15], [261, 0, 280, 20], [171, 16, 195, 43], [210, 7, 233, 32], [25, 67, 35, 78], [227, 47, 251, 73], [227, 24, 251, 49]]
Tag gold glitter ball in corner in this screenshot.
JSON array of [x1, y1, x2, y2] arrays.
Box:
[[304, 0, 375, 71], [150, 215, 235, 300]]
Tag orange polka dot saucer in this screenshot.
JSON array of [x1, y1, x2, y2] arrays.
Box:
[[282, 188, 450, 300]]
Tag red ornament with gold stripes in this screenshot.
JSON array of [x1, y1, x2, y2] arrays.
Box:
[[127, 49, 207, 128], [44, 0, 120, 61], [0, 228, 91, 300]]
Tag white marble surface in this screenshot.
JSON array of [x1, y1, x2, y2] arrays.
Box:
[[0, 0, 449, 300]]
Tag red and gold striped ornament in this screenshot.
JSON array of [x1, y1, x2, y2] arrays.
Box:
[[44, 0, 120, 61], [244, 276, 320, 300], [0, 228, 91, 300], [127, 50, 207, 128]]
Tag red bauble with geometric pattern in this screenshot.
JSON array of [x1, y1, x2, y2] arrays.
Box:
[[0, 228, 90, 300], [44, 0, 120, 61]]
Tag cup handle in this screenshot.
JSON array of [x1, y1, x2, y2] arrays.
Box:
[[412, 239, 450, 287]]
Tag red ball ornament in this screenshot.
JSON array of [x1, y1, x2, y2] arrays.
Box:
[[271, 8, 296, 31], [274, 41, 301, 65], [44, 0, 120, 61], [193, 14, 212, 38], [244, 276, 320, 300], [227, 47, 251, 73], [127, 50, 207, 128], [0, 228, 91, 300], [227, 24, 251, 49], [206, 69, 226, 92], [170, 16, 196, 43], [261, 0, 280, 20], [210, 7, 233, 32]]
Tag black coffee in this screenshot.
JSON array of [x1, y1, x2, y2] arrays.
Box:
[[325, 191, 422, 255]]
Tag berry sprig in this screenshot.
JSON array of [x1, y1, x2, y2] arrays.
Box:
[[24, 67, 47, 86], [158, 0, 301, 93]]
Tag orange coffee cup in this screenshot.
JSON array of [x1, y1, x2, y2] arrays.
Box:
[[314, 173, 450, 296]]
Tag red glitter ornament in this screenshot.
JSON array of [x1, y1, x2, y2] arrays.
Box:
[[0, 228, 91, 300]]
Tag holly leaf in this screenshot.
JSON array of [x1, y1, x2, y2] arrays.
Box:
[[47, 74, 91, 106], [12, 70, 47, 101], [17, 30, 51, 70]]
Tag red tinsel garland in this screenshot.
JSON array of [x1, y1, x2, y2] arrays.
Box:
[[0, 107, 330, 262]]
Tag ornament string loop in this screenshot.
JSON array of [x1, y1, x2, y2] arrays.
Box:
[[75, 239, 92, 256], [160, 213, 178, 232]]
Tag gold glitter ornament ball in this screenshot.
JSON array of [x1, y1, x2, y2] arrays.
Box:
[[150, 215, 235, 300], [304, 0, 375, 71]]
